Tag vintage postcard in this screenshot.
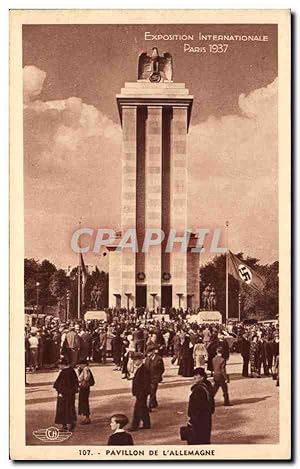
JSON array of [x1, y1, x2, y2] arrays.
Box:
[[10, 9, 291, 460]]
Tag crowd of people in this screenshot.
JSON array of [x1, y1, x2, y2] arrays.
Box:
[[25, 308, 280, 445]]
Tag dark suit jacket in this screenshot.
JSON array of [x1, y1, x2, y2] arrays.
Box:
[[240, 335, 251, 358], [145, 354, 165, 383], [107, 432, 134, 446], [132, 364, 151, 398], [188, 380, 215, 424]]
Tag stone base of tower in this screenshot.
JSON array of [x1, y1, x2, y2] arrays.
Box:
[[108, 248, 200, 310]]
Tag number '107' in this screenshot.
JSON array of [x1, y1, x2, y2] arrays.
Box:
[[209, 44, 229, 53]]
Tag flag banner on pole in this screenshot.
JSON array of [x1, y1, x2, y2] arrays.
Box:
[[80, 252, 88, 288], [228, 251, 265, 293]]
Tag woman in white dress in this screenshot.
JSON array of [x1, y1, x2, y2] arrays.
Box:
[[193, 337, 207, 369]]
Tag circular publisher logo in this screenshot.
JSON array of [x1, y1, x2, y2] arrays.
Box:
[[33, 426, 72, 442], [45, 427, 60, 440]]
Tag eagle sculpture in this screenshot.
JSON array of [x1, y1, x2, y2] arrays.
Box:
[[138, 48, 173, 82]]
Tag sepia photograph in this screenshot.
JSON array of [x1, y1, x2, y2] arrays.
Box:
[[9, 9, 291, 460]]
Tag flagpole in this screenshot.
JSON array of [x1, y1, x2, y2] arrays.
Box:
[[77, 219, 82, 320], [225, 221, 229, 323]]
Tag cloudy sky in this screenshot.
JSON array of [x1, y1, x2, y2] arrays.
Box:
[[23, 24, 278, 269]]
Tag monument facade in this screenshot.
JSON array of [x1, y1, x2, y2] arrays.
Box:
[[108, 48, 199, 310]]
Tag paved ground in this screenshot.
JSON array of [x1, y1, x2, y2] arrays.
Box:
[[26, 354, 279, 446]]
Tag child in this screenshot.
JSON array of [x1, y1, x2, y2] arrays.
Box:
[[107, 414, 134, 445], [78, 361, 95, 424]]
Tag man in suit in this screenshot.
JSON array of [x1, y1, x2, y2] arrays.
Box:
[[212, 348, 230, 406], [128, 352, 151, 431], [187, 367, 215, 444], [98, 327, 107, 364], [145, 345, 165, 411], [64, 325, 81, 368], [216, 333, 230, 362], [240, 331, 251, 377]]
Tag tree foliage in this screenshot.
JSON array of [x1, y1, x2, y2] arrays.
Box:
[[24, 258, 108, 318], [200, 254, 279, 321]]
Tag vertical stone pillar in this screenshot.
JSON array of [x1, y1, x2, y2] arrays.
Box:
[[145, 106, 162, 309], [121, 106, 137, 308], [108, 246, 122, 307], [187, 249, 200, 308], [171, 107, 188, 308]]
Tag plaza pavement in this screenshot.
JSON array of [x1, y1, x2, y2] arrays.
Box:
[[25, 354, 279, 446]]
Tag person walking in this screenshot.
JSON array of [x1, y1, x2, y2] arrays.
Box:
[[98, 327, 107, 364], [206, 333, 219, 376], [250, 335, 260, 378], [178, 335, 194, 377], [171, 331, 181, 365], [28, 331, 39, 372], [53, 356, 79, 431], [128, 352, 151, 432], [212, 348, 230, 406], [145, 345, 165, 411], [193, 337, 207, 369], [240, 331, 251, 377], [77, 361, 95, 425], [64, 325, 81, 367], [111, 331, 123, 370], [185, 367, 215, 444]]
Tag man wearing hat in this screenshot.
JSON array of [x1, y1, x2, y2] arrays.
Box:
[[128, 352, 151, 431], [187, 367, 215, 444], [64, 324, 81, 368], [145, 345, 165, 411]]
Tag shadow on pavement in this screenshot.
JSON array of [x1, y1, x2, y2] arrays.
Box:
[[26, 391, 278, 446]]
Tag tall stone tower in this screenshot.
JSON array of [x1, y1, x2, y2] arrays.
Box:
[[108, 48, 200, 310]]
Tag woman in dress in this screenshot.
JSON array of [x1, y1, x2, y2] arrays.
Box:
[[178, 335, 194, 377], [250, 335, 259, 377], [78, 361, 95, 424], [53, 357, 79, 431], [193, 337, 207, 369]]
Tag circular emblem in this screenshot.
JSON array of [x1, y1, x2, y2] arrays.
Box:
[[162, 272, 171, 281], [45, 427, 60, 441], [137, 272, 146, 281], [238, 264, 252, 284], [149, 72, 161, 83]]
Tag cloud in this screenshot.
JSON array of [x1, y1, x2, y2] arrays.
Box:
[[24, 67, 122, 266], [24, 67, 278, 266], [187, 77, 278, 263], [23, 65, 46, 103]]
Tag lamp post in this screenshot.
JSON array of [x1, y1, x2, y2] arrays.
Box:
[[150, 293, 157, 311], [66, 290, 70, 321], [238, 292, 241, 322], [198, 244, 203, 309], [36, 282, 40, 311]]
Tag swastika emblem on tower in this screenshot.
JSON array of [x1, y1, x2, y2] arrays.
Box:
[[238, 264, 252, 284]]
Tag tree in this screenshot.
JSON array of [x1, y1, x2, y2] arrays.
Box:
[[200, 254, 239, 321], [240, 261, 279, 320], [24, 258, 57, 308], [49, 269, 71, 315], [200, 254, 279, 321]]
